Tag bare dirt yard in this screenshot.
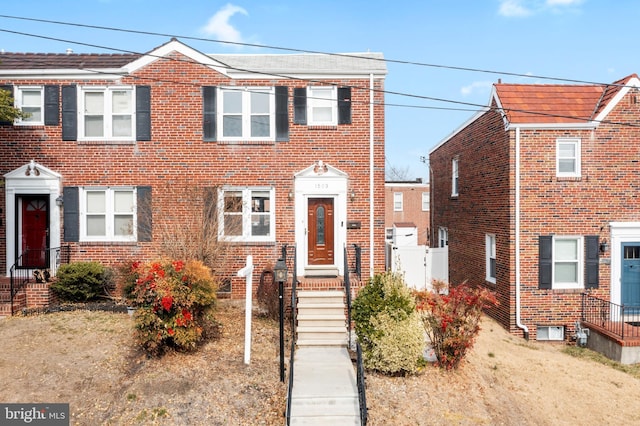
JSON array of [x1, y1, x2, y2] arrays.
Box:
[[1, 300, 640, 425]]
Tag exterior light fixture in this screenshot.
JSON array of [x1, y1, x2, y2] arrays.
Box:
[[274, 258, 288, 283], [55, 195, 63, 207]]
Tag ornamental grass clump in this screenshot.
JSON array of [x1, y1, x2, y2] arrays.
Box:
[[415, 283, 498, 370], [352, 271, 425, 375], [129, 259, 219, 356]]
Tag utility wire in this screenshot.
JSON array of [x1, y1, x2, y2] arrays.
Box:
[[0, 13, 625, 88], [1, 25, 639, 128]]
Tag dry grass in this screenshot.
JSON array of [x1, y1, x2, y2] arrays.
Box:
[[1, 302, 640, 425]]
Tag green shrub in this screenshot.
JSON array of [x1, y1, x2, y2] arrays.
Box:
[[352, 271, 425, 374], [51, 262, 112, 302], [129, 259, 219, 356]]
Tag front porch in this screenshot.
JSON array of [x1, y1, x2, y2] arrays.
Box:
[[581, 293, 640, 364]]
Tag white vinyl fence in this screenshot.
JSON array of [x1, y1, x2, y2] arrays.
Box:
[[385, 243, 448, 291]]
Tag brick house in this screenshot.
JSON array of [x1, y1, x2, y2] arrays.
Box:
[[429, 74, 640, 346], [0, 39, 387, 314], [384, 179, 430, 246]]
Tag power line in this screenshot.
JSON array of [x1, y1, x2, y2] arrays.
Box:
[[0, 14, 623, 87], [1, 22, 639, 128]]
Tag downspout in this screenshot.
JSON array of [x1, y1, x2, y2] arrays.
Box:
[[515, 126, 529, 339], [369, 73, 375, 276]]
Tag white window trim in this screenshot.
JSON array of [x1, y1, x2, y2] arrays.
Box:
[[536, 325, 565, 341], [452, 158, 459, 197], [79, 187, 137, 242], [421, 192, 430, 211], [15, 86, 44, 126], [217, 87, 275, 141], [307, 86, 338, 126], [485, 234, 496, 284], [78, 86, 136, 141], [556, 138, 581, 177], [438, 227, 448, 248], [393, 192, 403, 211], [218, 187, 276, 242], [552, 235, 583, 290]]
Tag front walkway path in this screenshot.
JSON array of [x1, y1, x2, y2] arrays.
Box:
[[288, 346, 360, 425]]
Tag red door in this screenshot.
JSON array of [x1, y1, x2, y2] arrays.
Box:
[[308, 198, 334, 265], [21, 196, 48, 267]]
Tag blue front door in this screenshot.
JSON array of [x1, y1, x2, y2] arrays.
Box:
[[621, 243, 640, 309]]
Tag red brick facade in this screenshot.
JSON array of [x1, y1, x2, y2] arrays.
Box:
[[430, 76, 640, 340], [0, 40, 387, 306], [384, 180, 430, 245]]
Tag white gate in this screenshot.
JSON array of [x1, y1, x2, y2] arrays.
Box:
[[386, 243, 449, 291]]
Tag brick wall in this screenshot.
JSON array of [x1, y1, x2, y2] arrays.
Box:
[[431, 90, 640, 340], [384, 181, 430, 245], [0, 50, 386, 300]]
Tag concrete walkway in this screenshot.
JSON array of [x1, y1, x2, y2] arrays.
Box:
[[288, 346, 361, 425]]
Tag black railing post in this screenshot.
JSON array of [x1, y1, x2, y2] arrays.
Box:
[[279, 278, 285, 382]]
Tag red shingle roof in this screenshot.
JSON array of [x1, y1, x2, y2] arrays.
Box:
[[495, 83, 605, 124]]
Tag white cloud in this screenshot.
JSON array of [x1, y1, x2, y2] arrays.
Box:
[[498, 0, 533, 17], [498, 0, 583, 17], [200, 3, 248, 43], [546, 0, 583, 5], [460, 81, 494, 97]]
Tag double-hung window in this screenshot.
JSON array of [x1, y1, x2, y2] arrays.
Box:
[[393, 192, 403, 211], [218, 87, 274, 141], [307, 86, 337, 125], [15, 86, 44, 125], [486, 234, 496, 284], [438, 227, 448, 248], [556, 138, 581, 177], [79, 87, 134, 140], [219, 187, 275, 242], [422, 192, 430, 211], [452, 158, 459, 196], [553, 236, 582, 289], [80, 187, 136, 241]]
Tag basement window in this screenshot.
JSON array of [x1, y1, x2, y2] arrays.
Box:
[[537, 325, 564, 341]]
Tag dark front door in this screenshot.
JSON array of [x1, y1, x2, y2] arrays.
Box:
[[20, 196, 49, 268], [307, 198, 334, 265], [622, 243, 640, 310]]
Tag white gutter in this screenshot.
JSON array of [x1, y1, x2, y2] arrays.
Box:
[[515, 126, 529, 339], [369, 73, 375, 276]]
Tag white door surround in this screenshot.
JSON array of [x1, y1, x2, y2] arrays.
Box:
[[293, 161, 348, 277], [4, 161, 62, 276], [609, 222, 640, 306]]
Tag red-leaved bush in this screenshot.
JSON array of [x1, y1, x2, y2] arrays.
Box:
[[129, 259, 219, 356], [415, 282, 498, 370]]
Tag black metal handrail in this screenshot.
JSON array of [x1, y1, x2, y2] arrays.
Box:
[[282, 244, 297, 425], [344, 245, 353, 341], [9, 245, 71, 315], [356, 341, 368, 425], [581, 293, 640, 340]]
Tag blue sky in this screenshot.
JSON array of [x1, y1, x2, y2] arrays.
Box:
[[1, 1, 638, 181]]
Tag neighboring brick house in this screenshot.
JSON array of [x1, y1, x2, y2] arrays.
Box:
[[430, 74, 640, 342], [0, 39, 387, 312], [384, 179, 430, 245]]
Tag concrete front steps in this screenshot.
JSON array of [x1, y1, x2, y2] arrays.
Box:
[[296, 290, 348, 347]]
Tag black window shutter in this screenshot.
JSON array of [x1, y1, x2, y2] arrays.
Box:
[[275, 86, 289, 141], [0, 85, 14, 126], [585, 235, 599, 289], [203, 86, 216, 141], [44, 85, 60, 126], [63, 187, 79, 242], [136, 86, 151, 141], [539, 236, 553, 289], [293, 87, 307, 125], [137, 186, 152, 242], [61, 85, 77, 141], [338, 87, 352, 125]]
